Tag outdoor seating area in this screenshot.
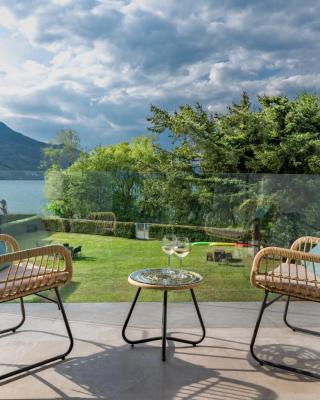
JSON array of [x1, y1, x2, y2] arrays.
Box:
[[1, 0, 320, 397], [250, 236, 320, 378], [1, 301, 320, 399], [1, 231, 320, 399], [0, 234, 73, 381]]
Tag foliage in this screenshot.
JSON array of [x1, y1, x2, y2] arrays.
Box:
[[43, 92, 320, 247], [89, 212, 116, 222], [69, 219, 114, 235], [149, 223, 224, 242], [0, 214, 34, 224], [42, 128, 82, 169], [0, 216, 44, 236], [114, 221, 136, 239], [42, 217, 71, 232], [41, 216, 244, 243], [148, 92, 320, 174]]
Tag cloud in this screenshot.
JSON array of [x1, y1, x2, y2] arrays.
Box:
[[0, 0, 319, 147]]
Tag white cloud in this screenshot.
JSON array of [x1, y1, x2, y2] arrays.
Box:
[[0, 6, 16, 29], [18, 15, 38, 43], [0, 0, 319, 146], [51, 0, 73, 5]]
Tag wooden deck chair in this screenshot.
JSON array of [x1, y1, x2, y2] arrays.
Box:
[[250, 236, 320, 378], [0, 234, 73, 381]]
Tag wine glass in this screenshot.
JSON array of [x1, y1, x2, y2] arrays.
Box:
[[161, 234, 177, 275], [174, 237, 190, 279]]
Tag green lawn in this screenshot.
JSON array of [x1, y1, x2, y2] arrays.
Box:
[[16, 231, 263, 302]]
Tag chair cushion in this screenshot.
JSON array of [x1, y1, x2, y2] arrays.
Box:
[[255, 263, 320, 299], [306, 244, 320, 276], [0, 241, 9, 272], [0, 261, 69, 298]]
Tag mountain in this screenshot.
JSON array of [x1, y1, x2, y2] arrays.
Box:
[[0, 122, 48, 173]]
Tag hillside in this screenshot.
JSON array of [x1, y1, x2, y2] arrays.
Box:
[[0, 122, 47, 172]]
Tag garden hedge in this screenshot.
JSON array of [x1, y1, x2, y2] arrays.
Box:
[[42, 217, 115, 235], [41, 217, 247, 242], [42, 217, 71, 232], [70, 219, 114, 235], [147, 223, 245, 242], [0, 216, 45, 236], [89, 212, 116, 222], [0, 214, 34, 224], [114, 221, 136, 238]]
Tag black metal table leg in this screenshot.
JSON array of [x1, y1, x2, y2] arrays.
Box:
[[123, 287, 206, 360], [122, 288, 162, 346], [162, 290, 168, 361], [168, 289, 206, 346]]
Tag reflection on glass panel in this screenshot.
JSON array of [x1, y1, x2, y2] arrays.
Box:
[[1, 172, 320, 301]]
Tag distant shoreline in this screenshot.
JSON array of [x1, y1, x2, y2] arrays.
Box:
[[0, 171, 44, 180]]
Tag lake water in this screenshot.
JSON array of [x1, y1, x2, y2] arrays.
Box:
[[0, 180, 46, 214]]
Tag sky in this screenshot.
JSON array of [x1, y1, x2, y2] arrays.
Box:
[[0, 0, 319, 148]]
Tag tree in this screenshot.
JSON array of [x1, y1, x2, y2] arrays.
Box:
[[148, 92, 320, 174], [44, 92, 320, 245], [43, 129, 82, 169]]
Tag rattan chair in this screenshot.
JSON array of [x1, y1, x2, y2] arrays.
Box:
[[250, 236, 320, 378], [0, 234, 73, 381]]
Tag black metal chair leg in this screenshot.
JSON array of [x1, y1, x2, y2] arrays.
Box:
[[54, 288, 74, 359], [0, 288, 74, 382], [284, 296, 320, 337], [0, 298, 25, 335], [162, 290, 167, 361], [250, 291, 269, 366], [167, 289, 206, 346], [251, 291, 320, 379], [122, 288, 162, 346]]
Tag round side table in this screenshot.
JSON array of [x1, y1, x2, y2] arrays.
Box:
[[122, 268, 206, 361]]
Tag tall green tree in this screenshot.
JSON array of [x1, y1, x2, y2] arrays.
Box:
[[43, 128, 82, 169], [44, 92, 320, 244]]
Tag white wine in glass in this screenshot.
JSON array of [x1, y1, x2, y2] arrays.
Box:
[[162, 234, 177, 274], [174, 237, 190, 279]]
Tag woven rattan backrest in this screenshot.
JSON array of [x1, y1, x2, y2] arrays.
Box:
[[251, 242, 320, 300], [0, 244, 72, 301], [0, 234, 20, 253]]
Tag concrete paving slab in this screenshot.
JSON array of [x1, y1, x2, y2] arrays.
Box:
[[0, 302, 319, 399]]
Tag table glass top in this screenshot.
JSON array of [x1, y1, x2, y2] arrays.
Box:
[[129, 268, 203, 287]]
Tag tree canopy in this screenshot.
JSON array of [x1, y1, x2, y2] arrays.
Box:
[[44, 92, 320, 245], [148, 92, 320, 174], [42, 128, 82, 169]]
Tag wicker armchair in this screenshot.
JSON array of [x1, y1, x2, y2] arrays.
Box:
[[0, 234, 73, 381], [250, 236, 320, 378]]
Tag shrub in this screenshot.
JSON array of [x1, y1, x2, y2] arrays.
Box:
[[70, 219, 114, 235], [0, 214, 34, 224], [89, 212, 116, 221], [148, 223, 247, 242], [115, 221, 136, 238], [149, 223, 209, 242], [42, 217, 71, 232], [41, 217, 249, 243], [88, 212, 116, 232], [0, 216, 45, 236]]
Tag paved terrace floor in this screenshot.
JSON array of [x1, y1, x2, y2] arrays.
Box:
[[0, 300, 320, 399]]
